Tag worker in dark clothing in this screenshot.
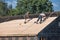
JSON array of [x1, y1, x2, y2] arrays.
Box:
[[37, 14, 42, 24], [35, 12, 46, 24]]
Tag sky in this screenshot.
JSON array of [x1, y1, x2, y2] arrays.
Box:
[[5, 0, 17, 8], [5, 0, 60, 11], [50, 0, 60, 11]]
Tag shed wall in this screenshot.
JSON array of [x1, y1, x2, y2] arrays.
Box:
[[0, 36, 38, 40], [37, 16, 60, 40]]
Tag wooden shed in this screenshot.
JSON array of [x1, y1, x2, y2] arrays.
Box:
[[0, 16, 59, 40]]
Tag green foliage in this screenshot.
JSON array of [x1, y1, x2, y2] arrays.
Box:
[[9, 8, 19, 16], [0, 0, 53, 16], [0, 2, 7, 16], [16, 0, 53, 14]]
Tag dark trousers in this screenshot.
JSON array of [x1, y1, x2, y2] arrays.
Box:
[[37, 15, 42, 23]]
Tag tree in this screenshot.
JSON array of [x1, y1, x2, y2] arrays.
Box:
[[0, 0, 8, 16], [16, 0, 53, 14]]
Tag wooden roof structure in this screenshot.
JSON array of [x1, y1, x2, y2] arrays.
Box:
[[0, 17, 57, 36]]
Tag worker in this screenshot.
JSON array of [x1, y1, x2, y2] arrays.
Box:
[[24, 11, 30, 24], [36, 12, 46, 24]]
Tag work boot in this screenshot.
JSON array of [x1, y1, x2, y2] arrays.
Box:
[[24, 21, 26, 24], [34, 21, 38, 24], [39, 21, 42, 24]]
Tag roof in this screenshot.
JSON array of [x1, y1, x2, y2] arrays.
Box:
[[0, 17, 57, 36]]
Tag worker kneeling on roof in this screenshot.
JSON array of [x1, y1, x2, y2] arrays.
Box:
[[24, 11, 30, 24]]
